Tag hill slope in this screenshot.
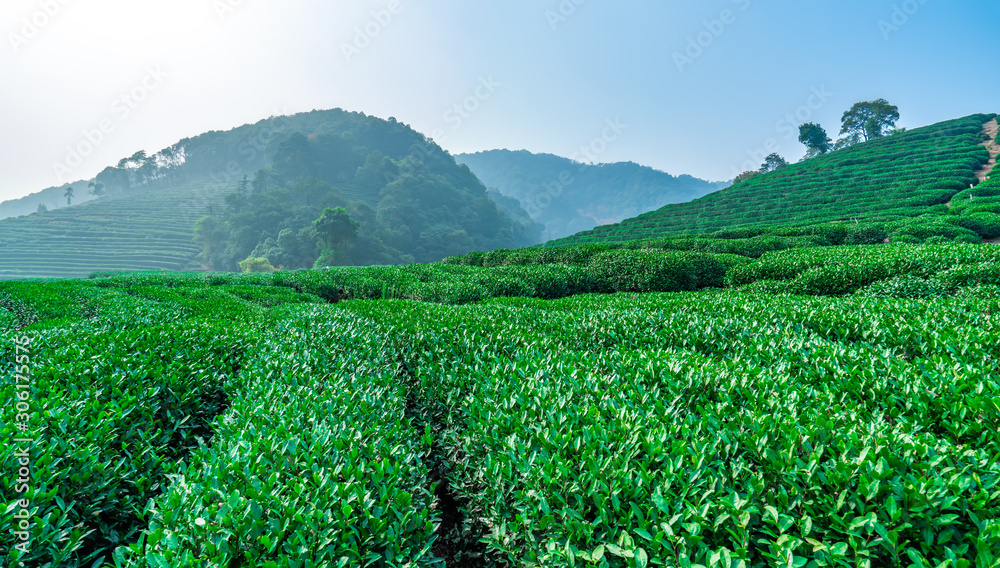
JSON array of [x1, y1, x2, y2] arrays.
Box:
[[0, 180, 226, 279], [0, 182, 100, 219], [553, 113, 996, 245], [0, 109, 537, 279], [456, 150, 727, 241]]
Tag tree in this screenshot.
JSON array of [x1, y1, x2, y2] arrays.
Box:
[[88, 181, 106, 197], [138, 154, 158, 185], [840, 99, 899, 142], [798, 123, 832, 155], [759, 153, 788, 174], [833, 132, 862, 151], [36, 203, 47, 214], [193, 215, 228, 265], [312, 207, 359, 267], [733, 170, 760, 184], [65, 186, 74, 206]]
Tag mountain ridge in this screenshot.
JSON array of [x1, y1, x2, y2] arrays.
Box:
[[457, 149, 729, 241]]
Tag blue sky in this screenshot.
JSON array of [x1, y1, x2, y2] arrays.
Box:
[[1, 0, 997, 201]]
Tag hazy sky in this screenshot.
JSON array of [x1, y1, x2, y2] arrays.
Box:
[[1, 0, 997, 201]]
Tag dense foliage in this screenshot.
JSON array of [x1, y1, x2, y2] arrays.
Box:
[[457, 150, 727, 241], [2, 243, 999, 567], [555, 114, 996, 245], [194, 129, 539, 270]]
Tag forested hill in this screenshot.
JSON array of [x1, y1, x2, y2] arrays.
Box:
[[0, 109, 540, 279], [189, 111, 541, 270], [456, 150, 728, 241], [553, 113, 998, 246]]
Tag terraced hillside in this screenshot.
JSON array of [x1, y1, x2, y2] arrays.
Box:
[[555, 114, 996, 245], [0, 181, 225, 279]]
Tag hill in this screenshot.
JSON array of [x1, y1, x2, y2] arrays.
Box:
[[553, 113, 998, 245], [0, 179, 226, 279], [0, 109, 538, 279], [0, 182, 100, 219], [456, 149, 727, 241]]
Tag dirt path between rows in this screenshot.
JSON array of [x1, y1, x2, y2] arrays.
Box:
[[946, 119, 1000, 210], [974, 118, 1000, 182], [975, 121, 1000, 243]]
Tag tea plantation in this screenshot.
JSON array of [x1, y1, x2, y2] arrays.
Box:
[[0, 180, 226, 280], [554, 114, 999, 245], [2, 243, 998, 567]]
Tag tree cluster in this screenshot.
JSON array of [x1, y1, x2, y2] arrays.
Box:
[[194, 131, 536, 270], [796, 99, 900, 158]]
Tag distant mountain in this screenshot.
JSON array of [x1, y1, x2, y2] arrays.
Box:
[[0, 182, 98, 219], [456, 150, 728, 241], [0, 109, 539, 279]]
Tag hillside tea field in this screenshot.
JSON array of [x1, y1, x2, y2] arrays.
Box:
[[555, 114, 999, 246], [2, 244, 999, 567]]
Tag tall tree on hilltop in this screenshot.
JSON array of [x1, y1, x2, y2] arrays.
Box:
[[65, 186, 74, 206], [840, 99, 900, 142], [798, 123, 833, 156], [759, 153, 788, 174]]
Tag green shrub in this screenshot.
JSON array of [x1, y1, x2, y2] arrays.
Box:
[[843, 223, 889, 244], [729, 243, 1000, 294], [481, 248, 511, 267], [966, 211, 1000, 238], [889, 219, 981, 243], [736, 279, 796, 295], [584, 250, 725, 293], [477, 275, 535, 298], [856, 275, 950, 299], [405, 282, 486, 304], [238, 257, 277, 273], [935, 262, 1000, 289], [954, 283, 1000, 299]]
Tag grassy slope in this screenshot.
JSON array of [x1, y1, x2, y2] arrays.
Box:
[[553, 113, 995, 245]]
